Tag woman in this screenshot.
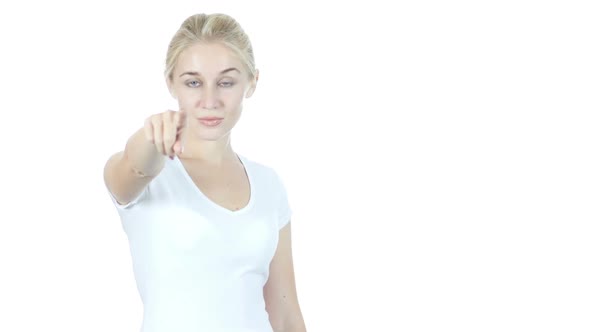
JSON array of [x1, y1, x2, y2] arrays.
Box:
[[103, 13, 306, 332]]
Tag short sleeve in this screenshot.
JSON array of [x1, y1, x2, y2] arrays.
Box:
[[106, 186, 148, 210], [273, 170, 292, 229]]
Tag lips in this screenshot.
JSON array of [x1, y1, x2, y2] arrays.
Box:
[[197, 117, 224, 127]]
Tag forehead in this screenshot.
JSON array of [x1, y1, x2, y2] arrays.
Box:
[[175, 42, 244, 76]]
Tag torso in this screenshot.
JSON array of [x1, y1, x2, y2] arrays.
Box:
[[178, 156, 251, 212], [112, 154, 286, 331]]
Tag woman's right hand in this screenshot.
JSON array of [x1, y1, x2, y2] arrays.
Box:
[[143, 109, 187, 159]]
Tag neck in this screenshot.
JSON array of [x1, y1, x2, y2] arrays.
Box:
[[178, 133, 236, 165]]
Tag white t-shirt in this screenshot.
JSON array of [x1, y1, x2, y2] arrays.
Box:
[[106, 154, 292, 332]]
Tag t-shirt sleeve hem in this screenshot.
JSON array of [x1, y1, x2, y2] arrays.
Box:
[[272, 168, 293, 230], [278, 210, 292, 229], [107, 187, 147, 210]]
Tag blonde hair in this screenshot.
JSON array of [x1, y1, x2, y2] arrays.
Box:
[[165, 13, 256, 81]]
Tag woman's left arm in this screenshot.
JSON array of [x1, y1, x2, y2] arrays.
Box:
[[264, 222, 307, 332]]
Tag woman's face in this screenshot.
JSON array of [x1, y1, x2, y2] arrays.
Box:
[[167, 42, 257, 141]]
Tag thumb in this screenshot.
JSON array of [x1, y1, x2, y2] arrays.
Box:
[[173, 138, 183, 155]]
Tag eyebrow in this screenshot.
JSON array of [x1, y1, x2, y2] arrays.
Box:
[[179, 67, 241, 77]]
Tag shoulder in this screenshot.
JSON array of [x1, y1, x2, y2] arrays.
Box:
[[240, 154, 279, 177], [239, 154, 286, 188]]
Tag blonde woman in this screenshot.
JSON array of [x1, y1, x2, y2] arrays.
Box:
[[103, 13, 306, 332]]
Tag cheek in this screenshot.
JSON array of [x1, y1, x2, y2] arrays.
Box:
[[176, 91, 196, 105], [222, 90, 246, 106]]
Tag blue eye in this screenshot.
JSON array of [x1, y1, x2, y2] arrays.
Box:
[[219, 81, 234, 87], [186, 80, 200, 87]]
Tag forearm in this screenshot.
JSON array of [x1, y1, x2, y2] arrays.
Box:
[[124, 127, 165, 177], [285, 323, 306, 332]]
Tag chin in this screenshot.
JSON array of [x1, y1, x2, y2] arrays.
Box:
[[196, 130, 231, 142]]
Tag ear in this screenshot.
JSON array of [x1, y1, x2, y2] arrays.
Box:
[[245, 69, 259, 98], [166, 76, 177, 99]]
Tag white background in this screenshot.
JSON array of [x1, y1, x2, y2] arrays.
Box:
[[0, 0, 588, 331]]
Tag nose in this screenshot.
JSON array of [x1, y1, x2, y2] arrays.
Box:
[[199, 86, 221, 110]]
